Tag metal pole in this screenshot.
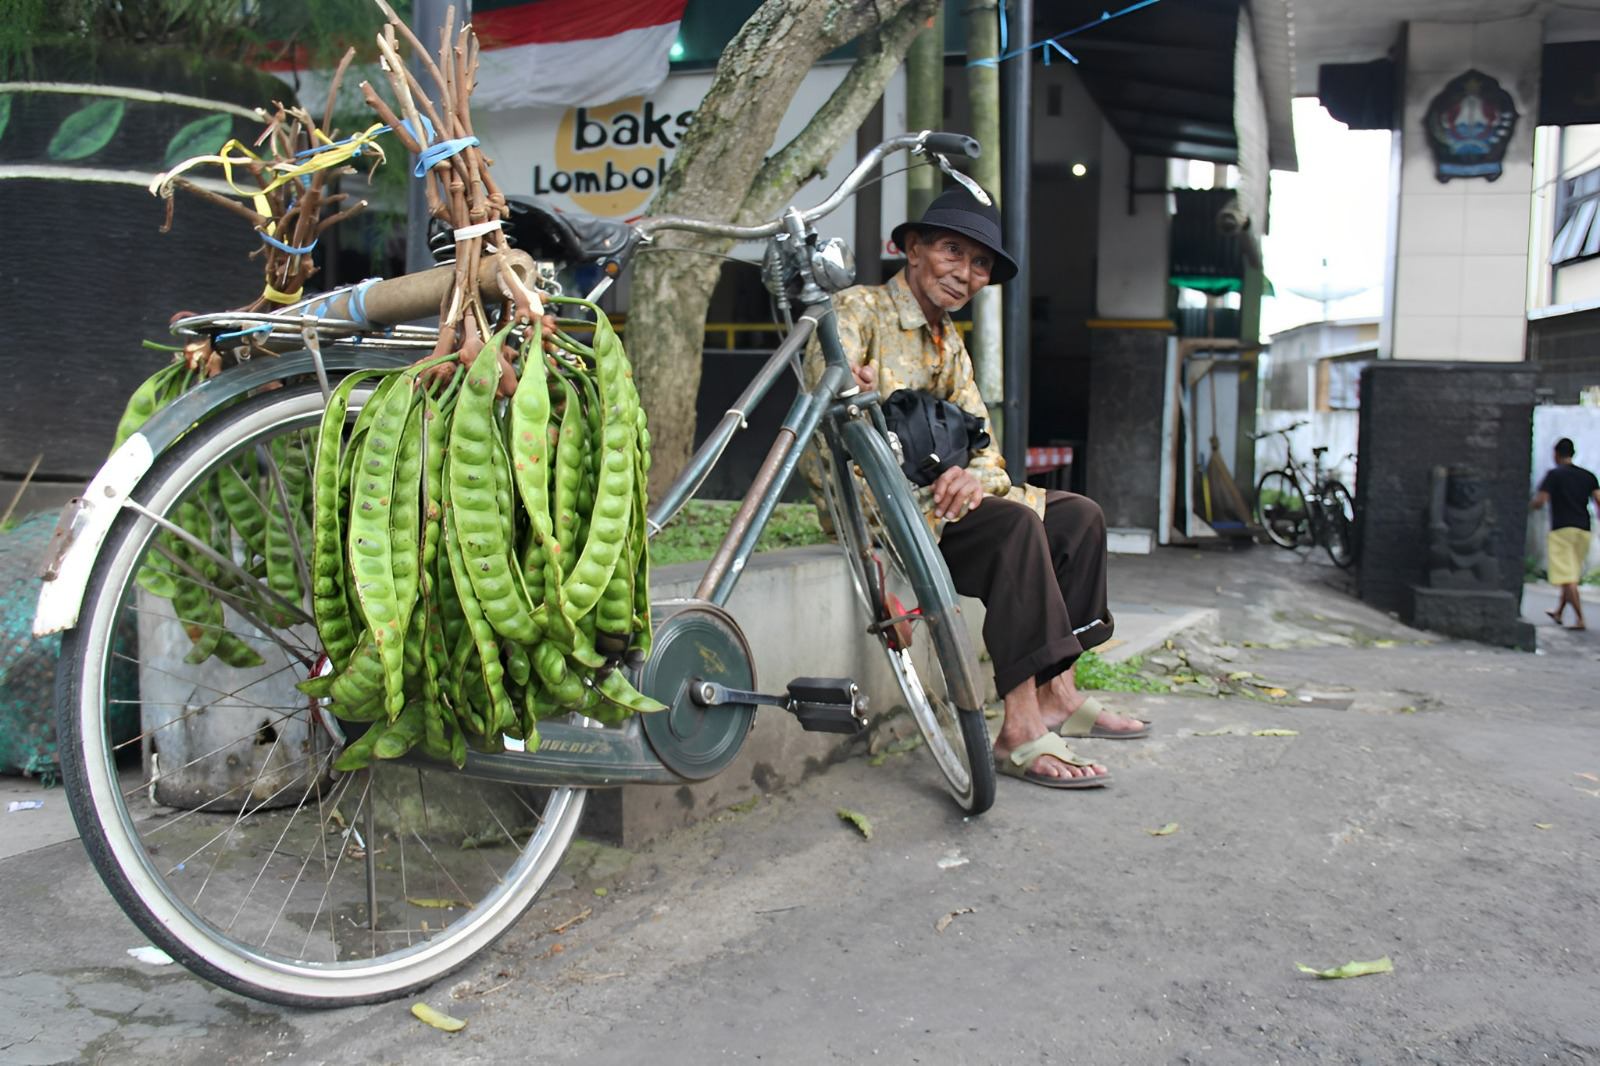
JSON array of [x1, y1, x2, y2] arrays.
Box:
[[965, 0, 1004, 442], [905, 5, 946, 221], [1000, 0, 1031, 477], [855, 99, 886, 287], [406, 0, 466, 275]]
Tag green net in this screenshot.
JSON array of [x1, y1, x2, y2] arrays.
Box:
[[0, 511, 137, 781]]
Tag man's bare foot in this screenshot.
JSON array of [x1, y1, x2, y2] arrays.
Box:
[[1039, 683, 1146, 736], [992, 732, 1109, 781]]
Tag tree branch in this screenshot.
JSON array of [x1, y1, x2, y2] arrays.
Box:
[[740, 0, 939, 223]]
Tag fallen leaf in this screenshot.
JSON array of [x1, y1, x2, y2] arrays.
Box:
[[1143, 822, 1180, 836], [935, 906, 976, 932], [1192, 727, 1237, 736], [407, 897, 470, 909], [1252, 729, 1299, 737], [838, 808, 873, 840], [550, 908, 592, 935], [412, 1002, 467, 1031], [869, 753, 887, 767], [1263, 688, 1289, 698], [1372, 639, 1397, 648], [1228, 670, 1255, 681], [1534, 822, 1555, 830], [1295, 956, 1393, 979], [593, 887, 608, 897], [728, 796, 761, 813]]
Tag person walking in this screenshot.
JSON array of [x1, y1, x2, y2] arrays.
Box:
[[1531, 437, 1600, 630]]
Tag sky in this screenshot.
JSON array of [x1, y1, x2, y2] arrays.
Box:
[[1258, 97, 1394, 338]]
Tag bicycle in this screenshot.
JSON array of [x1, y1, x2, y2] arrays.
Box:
[[1251, 419, 1358, 569], [32, 131, 994, 1008]]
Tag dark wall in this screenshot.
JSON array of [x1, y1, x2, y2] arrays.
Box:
[[1085, 328, 1166, 530], [1528, 305, 1600, 403], [691, 350, 803, 502], [0, 181, 261, 485], [1355, 362, 1536, 614]]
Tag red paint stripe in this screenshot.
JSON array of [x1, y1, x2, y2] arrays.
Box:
[[472, 0, 685, 48]]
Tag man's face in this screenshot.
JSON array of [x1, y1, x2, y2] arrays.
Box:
[[903, 229, 996, 320]]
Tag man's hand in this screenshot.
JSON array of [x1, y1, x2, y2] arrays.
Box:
[[851, 361, 877, 392], [932, 465, 984, 520]]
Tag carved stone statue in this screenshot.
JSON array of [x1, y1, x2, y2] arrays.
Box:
[[1424, 465, 1500, 589]]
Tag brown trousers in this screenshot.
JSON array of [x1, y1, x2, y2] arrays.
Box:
[[936, 490, 1113, 696]]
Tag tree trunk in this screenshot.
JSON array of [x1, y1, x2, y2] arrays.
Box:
[[630, 0, 939, 500]]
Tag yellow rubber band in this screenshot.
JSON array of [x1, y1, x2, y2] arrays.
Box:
[[149, 124, 390, 203], [262, 283, 304, 305]]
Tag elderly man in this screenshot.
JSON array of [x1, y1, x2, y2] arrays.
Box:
[[819, 186, 1147, 790]]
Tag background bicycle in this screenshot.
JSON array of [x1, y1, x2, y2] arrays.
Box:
[[1252, 419, 1358, 568]]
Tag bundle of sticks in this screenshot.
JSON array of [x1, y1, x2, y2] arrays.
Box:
[[361, 0, 546, 390]]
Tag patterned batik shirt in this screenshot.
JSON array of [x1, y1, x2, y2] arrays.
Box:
[[803, 270, 1047, 537]]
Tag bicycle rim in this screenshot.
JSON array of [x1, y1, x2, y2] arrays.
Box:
[[818, 427, 994, 814], [57, 383, 586, 1007], [1320, 480, 1357, 569], [1255, 470, 1306, 550]]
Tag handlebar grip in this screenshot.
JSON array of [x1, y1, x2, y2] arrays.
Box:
[[923, 133, 980, 159]]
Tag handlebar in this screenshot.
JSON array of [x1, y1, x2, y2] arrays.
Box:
[[1248, 418, 1308, 441], [636, 130, 980, 243]]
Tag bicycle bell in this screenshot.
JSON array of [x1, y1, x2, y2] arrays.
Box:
[[808, 236, 856, 293]]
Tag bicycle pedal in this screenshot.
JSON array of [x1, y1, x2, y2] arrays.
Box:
[[785, 677, 869, 735]]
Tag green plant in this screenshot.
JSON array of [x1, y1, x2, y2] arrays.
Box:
[[650, 500, 829, 567], [1525, 554, 1547, 582], [1073, 649, 1166, 693]]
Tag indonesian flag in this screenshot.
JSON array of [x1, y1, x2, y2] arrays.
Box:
[[470, 0, 688, 110], [269, 0, 686, 113]]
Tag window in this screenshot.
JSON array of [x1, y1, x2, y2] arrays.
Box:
[[1552, 164, 1600, 265]]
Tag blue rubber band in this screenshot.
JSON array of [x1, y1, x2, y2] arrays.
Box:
[[259, 231, 319, 255], [414, 136, 480, 177], [397, 116, 436, 146], [216, 324, 274, 341], [350, 278, 377, 328]]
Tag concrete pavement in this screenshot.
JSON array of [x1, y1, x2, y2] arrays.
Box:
[[3, 542, 1597, 1064]]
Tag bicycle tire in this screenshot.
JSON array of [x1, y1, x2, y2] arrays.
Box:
[[1319, 479, 1357, 569], [56, 382, 587, 1008], [1255, 469, 1307, 550], [816, 416, 995, 815]]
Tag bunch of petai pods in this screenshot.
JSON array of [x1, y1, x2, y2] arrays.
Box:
[[301, 300, 662, 769], [115, 300, 661, 770]]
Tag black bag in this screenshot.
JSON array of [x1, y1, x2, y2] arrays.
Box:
[[881, 389, 991, 487]]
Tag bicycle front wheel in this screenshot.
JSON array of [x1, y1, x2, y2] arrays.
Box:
[[56, 382, 587, 1008], [817, 416, 995, 815], [1255, 470, 1306, 550], [1319, 479, 1357, 569]]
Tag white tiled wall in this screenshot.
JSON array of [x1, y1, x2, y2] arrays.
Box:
[[1391, 17, 1540, 361]]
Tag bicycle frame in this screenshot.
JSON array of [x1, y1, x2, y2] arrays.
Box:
[[39, 131, 981, 792]]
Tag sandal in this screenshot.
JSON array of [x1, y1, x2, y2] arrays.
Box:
[[1057, 695, 1150, 740], [996, 732, 1111, 789]]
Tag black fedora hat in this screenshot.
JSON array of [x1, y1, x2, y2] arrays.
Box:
[[890, 185, 1018, 284]]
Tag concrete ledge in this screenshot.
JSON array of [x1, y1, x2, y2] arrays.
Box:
[[587, 546, 1219, 845]]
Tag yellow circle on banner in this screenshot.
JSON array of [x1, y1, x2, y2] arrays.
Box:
[[553, 96, 668, 218]]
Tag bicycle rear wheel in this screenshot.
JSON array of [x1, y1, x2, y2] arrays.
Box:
[[1255, 469, 1306, 550], [56, 382, 587, 1007], [1319, 479, 1357, 569], [817, 415, 995, 815]]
